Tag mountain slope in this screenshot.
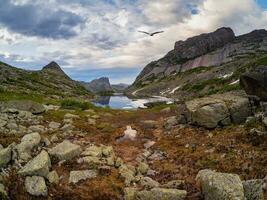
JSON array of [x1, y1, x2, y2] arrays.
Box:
[[81, 77, 113, 94], [127, 27, 267, 100], [112, 83, 129, 93], [0, 61, 92, 98]]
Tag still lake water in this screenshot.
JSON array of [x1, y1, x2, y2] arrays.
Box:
[[92, 95, 173, 109]]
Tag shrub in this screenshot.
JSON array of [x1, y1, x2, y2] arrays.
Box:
[[61, 99, 93, 110]]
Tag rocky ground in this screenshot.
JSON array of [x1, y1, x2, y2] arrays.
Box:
[[0, 93, 266, 200]]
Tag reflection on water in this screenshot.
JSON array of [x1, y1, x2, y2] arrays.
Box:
[[93, 95, 173, 109]]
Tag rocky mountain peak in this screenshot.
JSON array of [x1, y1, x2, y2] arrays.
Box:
[[80, 77, 113, 94], [41, 61, 68, 77]]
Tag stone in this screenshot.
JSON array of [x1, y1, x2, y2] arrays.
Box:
[[164, 116, 179, 130], [16, 132, 41, 161], [0, 183, 8, 199], [48, 121, 61, 129], [139, 177, 160, 189], [28, 125, 45, 133], [49, 140, 82, 161], [115, 157, 123, 168], [196, 169, 244, 200], [81, 145, 103, 157], [64, 113, 80, 119], [124, 187, 138, 200], [247, 128, 267, 146], [6, 122, 18, 130], [102, 146, 114, 157], [0, 119, 7, 128], [25, 176, 47, 196], [137, 162, 149, 175], [240, 66, 267, 101], [243, 179, 264, 200], [69, 170, 97, 184], [106, 156, 115, 166], [3, 100, 45, 114], [88, 118, 96, 125], [135, 188, 187, 200], [162, 180, 185, 189], [50, 134, 59, 143], [47, 170, 59, 184], [19, 150, 51, 177], [82, 156, 102, 168], [144, 141, 155, 149], [0, 146, 12, 168], [119, 164, 136, 186]]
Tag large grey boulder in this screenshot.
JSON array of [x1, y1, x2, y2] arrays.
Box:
[[135, 188, 187, 200], [49, 140, 82, 161], [196, 169, 244, 200], [69, 170, 97, 184], [185, 93, 252, 128], [19, 150, 51, 177], [240, 66, 267, 101], [1, 100, 45, 114], [0, 145, 12, 168], [243, 179, 264, 200], [25, 176, 47, 196]]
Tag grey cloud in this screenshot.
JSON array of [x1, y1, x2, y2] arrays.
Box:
[[0, 0, 84, 39]]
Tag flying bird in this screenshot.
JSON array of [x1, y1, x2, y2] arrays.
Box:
[[138, 30, 164, 36]]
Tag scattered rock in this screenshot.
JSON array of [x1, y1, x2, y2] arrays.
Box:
[[47, 170, 59, 184], [119, 164, 136, 186], [64, 113, 80, 119], [69, 170, 97, 184], [247, 128, 267, 146], [196, 169, 244, 200], [141, 120, 157, 129], [28, 125, 45, 133], [143, 141, 155, 149], [0, 119, 7, 128], [81, 145, 103, 157], [0, 145, 12, 168], [102, 146, 114, 157], [49, 140, 82, 161], [19, 150, 51, 177], [124, 187, 138, 200], [137, 162, 149, 175], [48, 121, 61, 129], [243, 179, 264, 200], [162, 180, 185, 189], [164, 116, 179, 130], [135, 188, 187, 200], [2, 100, 45, 114], [88, 118, 96, 125], [25, 176, 47, 196], [139, 176, 160, 189], [50, 134, 59, 143]]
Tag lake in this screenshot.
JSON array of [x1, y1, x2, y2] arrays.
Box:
[[92, 95, 173, 109]]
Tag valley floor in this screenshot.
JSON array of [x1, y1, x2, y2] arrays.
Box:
[[1, 102, 266, 200]]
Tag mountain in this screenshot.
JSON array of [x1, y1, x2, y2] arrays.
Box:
[[0, 61, 91, 98], [126, 27, 267, 100], [111, 83, 129, 93], [81, 77, 113, 94]]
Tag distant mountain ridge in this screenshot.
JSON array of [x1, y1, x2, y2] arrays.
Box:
[[126, 27, 267, 100], [0, 61, 91, 97], [81, 77, 113, 94]]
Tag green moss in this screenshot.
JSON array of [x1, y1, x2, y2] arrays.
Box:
[[60, 99, 94, 110]]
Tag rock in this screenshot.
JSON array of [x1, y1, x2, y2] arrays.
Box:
[[47, 170, 59, 184], [160, 107, 171, 113], [50, 134, 59, 143], [25, 176, 47, 196], [135, 188, 187, 200], [64, 113, 80, 119], [48, 121, 61, 129], [81, 145, 103, 157], [162, 180, 185, 189], [0, 144, 3, 150], [106, 156, 115, 166], [16, 132, 41, 161], [228, 97, 252, 124], [0, 119, 7, 128], [144, 141, 155, 149], [28, 125, 45, 133], [119, 164, 136, 186], [49, 140, 82, 161], [69, 170, 97, 184], [164, 116, 179, 130], [0, 183, 8, 199], [240, 66, 267, 101], [141, 120, 157, 129], [19, 150, 51, 177], [82, 156, 102, 168], [263, 117, 267, 128], [247, 128, 267, 146], [124, 187, 138, 200], [137, 162, 149, 175], [148, 151, 166, 161], [102, 146, 114, 157], [243, 179, 264, 200], [196, 169, 244, 200], [60, 124, 74, 132], [0, 145, 12, 168], [6, 122, 18, 131], [2, 100, 45, 114], [88, 118, 96, 125], [139, 177, 160, 189], [115, 157, 123, 168]]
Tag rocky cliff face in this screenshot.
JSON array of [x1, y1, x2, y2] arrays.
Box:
[[0, 61, 91, 97], [127, 28, 267, 100], [81, 77, 113, 94]]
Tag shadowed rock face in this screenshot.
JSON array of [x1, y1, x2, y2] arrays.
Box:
[[81, 77, 113, 93], [240, 66, 267, 101], [41, 61, 70, 78]]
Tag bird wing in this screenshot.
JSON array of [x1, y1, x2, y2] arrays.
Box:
[[151, 31, 164, 36], [138, 31, 151, 35]]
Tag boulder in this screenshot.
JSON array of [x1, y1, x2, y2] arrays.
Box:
[[19, 150, 51, 177], [164, 116, 179, 130], [81, 145, 103, 157], [196, 169, 244, 200], [119, 164, 136, 186], [49, 140, 81, 161], [69, 170, 97, 184], [102, 146, 114, 157], [1, 100, 45, 114], [135, 188, 187, 200], [0, 119, 7, 128], [139, 177, 160, 189], [0, 145, 12, 168], [137, 162, 149, 175], [162, 180, 185, 189], [64, 113, 80, 119], [48, 121, 61, 129], [240, 66, 267, 101], [25, 176, 47, 196], [243, 179, 264, 200], [124, 187, 138, 200]]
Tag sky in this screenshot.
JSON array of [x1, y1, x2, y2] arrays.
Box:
[[0, 0, 267, 84]]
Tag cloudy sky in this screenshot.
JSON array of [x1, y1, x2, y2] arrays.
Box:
[[0, 0, 267, 84]]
